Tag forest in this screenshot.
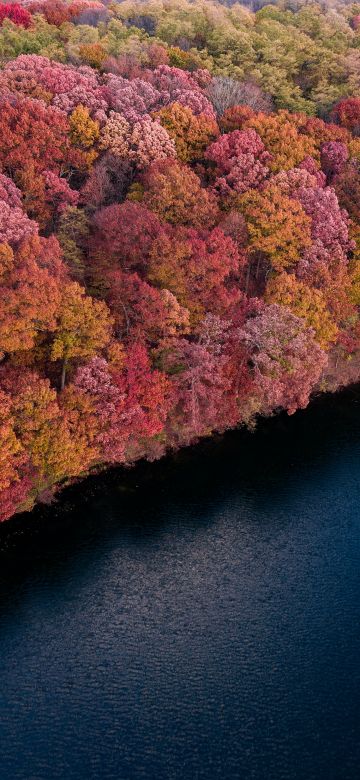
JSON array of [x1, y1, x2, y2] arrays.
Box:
[[0, 0, 360, 521]]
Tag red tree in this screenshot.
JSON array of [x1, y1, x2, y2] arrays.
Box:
[[0, 4, 31, 27], [331, 98, 360, 136]]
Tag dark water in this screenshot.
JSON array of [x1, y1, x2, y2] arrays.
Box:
[[1, 390, 360, 780]]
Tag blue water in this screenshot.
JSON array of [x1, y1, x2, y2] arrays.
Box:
[[1, 391, 360, 779]]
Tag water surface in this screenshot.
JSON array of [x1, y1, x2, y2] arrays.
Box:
[[1, 390, 360, 779]]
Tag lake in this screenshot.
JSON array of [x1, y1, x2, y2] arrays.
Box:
[[1, 389, 360, 780]]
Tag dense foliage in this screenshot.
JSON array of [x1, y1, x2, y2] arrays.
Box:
[[1, 0, 360, 521]]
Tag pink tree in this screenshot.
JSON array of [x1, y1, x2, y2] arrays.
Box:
[[320, 142, 349, 181], [43, 171, 79, 216], [0, 175, 23, 208], [147, 65, 201, 96], [164, 337, 230, 444], [129, 118, 176, 168], [71, 356, 129, 463], [69, 345, 170, 462], [105, 75, 161, 123], [205, 128, 271, 196], [270, 167, 320, 198], [239, 304, 327, 414], [146, 65, 216, 118], [297, 186, 352, 252], [116, 342, 170, 444], [2, 56, 108, 115], [298, 156, 326, 187], [0, 199, 38, 247]]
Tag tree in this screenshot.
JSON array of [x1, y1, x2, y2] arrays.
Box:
[[69, 104, 100, 149], [265, 272, 338, 348], [99, 111, 131, 158], [206, 77, 273, 116], [297, 185, 352, 253], [298, 156, 326, 187], [1, 368, 86, 490], [148, 226, 243, 323], [65, 356, 128, 464], [0, 174, 22, 208], [0, 4, 31, 28], [116, 342, 170, 451], [156, 102, 219, 162], [128, 117, 176, 169], [245, 111, 318, 172], [0, 388, 24, 493], [219, 105, 256, 133], [205, 128, 271, 196], [92, 201, 164, 274], [237, 185, 312, 271], [15, 162, 50, 229], [79, 42, 107, 69], [320, 141, 348, 181], [331, 98, 360, 136], [107, 270, 190, 343], [41, 171, 80, 233], [0, 242, 14, 281], [239, 303, 327, 415], [80, 153, 133, 211], [0, 20, 64, 65], [218, 210, 249, 249], [51, 281, 113, 389], [57, 207, 89, 281], [160, 311, 257, 443], [148, 65, 216, 118], [163, 338, 230, 444], [106, 74, 162, 123], [29, 1, 76, 26], [0, 466, 33, 523], [300, 117, 350, 147], [0, 236, 62, 357], [168, 46, 203, 72], [134, 159, 219, 228], [297, 239, 354, 324], [0, 96, 76, 178], [0, 198, 38, 247], [270, 166, 322, 198], [1, 54, 106, 113], [333, 159, 360, 223]]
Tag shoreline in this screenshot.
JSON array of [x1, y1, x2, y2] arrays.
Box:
[[2, 381, 359, 551]]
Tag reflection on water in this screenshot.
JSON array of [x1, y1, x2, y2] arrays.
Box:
[[1, 389, 360, 780]]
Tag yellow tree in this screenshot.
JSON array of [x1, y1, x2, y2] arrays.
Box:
[[0, 388, 23, 492], [237, 185, 312, 271], [245, 111, 318, 172], [1, 369, 88, 491], [133, 159, 219, 228], [265, 272, 338, 348], [69, 105, 99, 168], [156, 102, 219, 162], [79, 43, 107, 69], [51, 282, 113, 389]]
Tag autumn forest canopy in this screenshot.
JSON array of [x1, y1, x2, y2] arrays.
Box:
[[1, 0, 360, 521]]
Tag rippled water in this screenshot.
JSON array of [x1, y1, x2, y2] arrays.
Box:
[[1, 390, 360, 780]]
